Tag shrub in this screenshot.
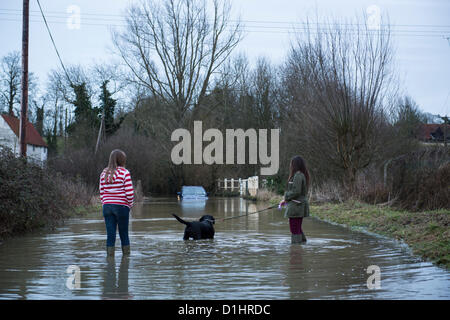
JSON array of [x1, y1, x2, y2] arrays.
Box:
[[310, 181, 345, 204], [264, 175, 285, 195], [255, 188, 280, 202], [53, 173, 97, 208], [0, 148, 69, 239], [395, 161, 450, 211], [360, 183, 390, 205], [384, 147, 449, 211]]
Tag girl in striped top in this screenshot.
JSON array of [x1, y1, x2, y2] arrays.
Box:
[[100, 149, 134, 257]]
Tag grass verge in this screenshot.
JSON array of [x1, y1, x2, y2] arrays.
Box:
[[310, 201, 450, 270], [66, 203, 103, 217]]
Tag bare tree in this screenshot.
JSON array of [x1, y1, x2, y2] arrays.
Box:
[[0, 51, 41, 120], [250, 57, 280, 129], [112, 0, 242, 124], [0, 51, 21, 115], [30, 95, 47, 136], [284, 16, 397, 191]]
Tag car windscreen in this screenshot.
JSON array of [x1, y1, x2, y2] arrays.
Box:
[[182, 187, 206, 196]]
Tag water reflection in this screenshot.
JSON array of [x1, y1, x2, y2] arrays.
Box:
[[0, 197, 448, 299], [102, 256, 131, 300], [180, 199, 207, 216], [283, 245, 311, 299]]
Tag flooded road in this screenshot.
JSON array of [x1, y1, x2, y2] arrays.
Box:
[[0, 197, 448, 299]]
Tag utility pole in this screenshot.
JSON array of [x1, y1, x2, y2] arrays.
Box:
[[19, 0, 29, 158], [95, 110, 105, 155]]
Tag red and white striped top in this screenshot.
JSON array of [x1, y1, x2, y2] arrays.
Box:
[[99, 166, 134, 208]]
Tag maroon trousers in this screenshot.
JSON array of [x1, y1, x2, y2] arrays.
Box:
[[289, 217, 303, 234]]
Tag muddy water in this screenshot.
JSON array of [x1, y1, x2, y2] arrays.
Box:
[[0, 197, 448, 300]]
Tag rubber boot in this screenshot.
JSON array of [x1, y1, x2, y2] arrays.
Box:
[[301, 232, 307, 243], [122, 245, 130, 256], [291, 234, 302, 244], [107, 246, 115, 257]]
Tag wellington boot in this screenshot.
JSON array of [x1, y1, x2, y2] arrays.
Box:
[[107, 246, 115, 257], [291, 234, 302, 244], [122, 245, 130, 256], [301, 232, 307, 243]]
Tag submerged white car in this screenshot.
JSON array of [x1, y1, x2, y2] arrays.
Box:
[[177, 186, 209, 200]]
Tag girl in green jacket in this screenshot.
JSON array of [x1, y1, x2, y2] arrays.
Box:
[[279, 155, 310, 244]]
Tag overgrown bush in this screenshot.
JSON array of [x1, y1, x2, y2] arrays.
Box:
[[359, 183, 390, 205], [254, 188, 280, 202], [53, 173, 97, 208], [0, 148, 69, 239], [48, 128, 168, 195], [353, 165, 390, 205], [352, 147, 450, 211], [309, 181, 345, 204], [309, 147, 450, 212], [389, 148, 450, 211], [264, 175, 285, 195]]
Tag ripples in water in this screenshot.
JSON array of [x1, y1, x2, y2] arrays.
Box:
[[0, 198, 449, 299]]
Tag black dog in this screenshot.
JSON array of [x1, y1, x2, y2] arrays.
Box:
[[172, 214, 215, 240]]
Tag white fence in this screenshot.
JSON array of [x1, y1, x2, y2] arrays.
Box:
[[216, 176, 259, 196]]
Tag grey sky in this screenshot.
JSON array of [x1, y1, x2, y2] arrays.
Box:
[[0, 0, 449, 116]]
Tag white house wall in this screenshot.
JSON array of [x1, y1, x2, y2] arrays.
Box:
[[0, 116, 18, 154], [0, 116, 48, 164], [27, 144, 48, 164]]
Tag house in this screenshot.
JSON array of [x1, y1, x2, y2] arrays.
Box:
[[0, 114, 48, 164], [416, 123, 450, 142]]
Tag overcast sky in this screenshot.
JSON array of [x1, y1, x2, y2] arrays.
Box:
[[0, 0, 449, 116]]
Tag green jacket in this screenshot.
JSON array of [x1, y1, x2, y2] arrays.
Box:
[[283, 171, 310, 218]]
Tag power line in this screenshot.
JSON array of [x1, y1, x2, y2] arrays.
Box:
[[1, 8, 450, 37], [2, 8, 450, 29], [35, 0, 73, 86], [0, 16, 449, 34], [1, 17, 449, 38]]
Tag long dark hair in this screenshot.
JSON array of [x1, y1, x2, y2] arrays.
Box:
[[287, 155, 310, 187]]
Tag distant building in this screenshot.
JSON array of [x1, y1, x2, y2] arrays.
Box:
[[0, 114, 48, 164], [416, 123, 450, 142]]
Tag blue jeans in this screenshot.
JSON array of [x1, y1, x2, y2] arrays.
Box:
[[103, 204, 130, 247]]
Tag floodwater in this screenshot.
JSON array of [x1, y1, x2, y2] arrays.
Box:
[[0, 197, 448, 300]]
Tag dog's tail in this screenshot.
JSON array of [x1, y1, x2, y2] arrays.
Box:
[[172, 214, 189, 225]]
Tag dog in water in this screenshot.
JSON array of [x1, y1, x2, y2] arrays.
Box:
[[172, 214, 215, 240]]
